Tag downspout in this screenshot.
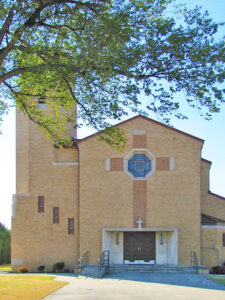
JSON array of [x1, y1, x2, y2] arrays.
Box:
[[200, 141, 204, 265], [214, 246, 220, 265]]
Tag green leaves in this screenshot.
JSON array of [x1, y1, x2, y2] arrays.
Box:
[[0, 0, 225, 148], [0, 223, 10, 265]]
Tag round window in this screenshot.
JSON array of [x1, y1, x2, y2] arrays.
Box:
[[128, 154, 151, 178]]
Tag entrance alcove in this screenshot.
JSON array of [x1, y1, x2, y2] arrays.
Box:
[[102, 228, 178, 265]]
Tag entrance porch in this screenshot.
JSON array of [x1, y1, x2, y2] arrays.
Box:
[[102, 227, 178, 265]]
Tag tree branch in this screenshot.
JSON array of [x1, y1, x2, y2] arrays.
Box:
[[32, 21, 82, 33], [3, 81, 41, 124], [24, 0, 98, 28], [62, 75, 99, 129], [0, 10, 14, 47], [0, 64, 47, 84], [0, 0, 99, 66], [3, 81, 44, 98]]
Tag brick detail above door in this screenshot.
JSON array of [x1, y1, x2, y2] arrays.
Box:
[[133, 181, 146, 227]]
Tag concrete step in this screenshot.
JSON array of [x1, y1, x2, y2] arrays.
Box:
[[78, 264, 209, 277], [109, 264, 205, 274]]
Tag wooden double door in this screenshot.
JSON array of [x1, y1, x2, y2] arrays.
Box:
[[124, 232, 155, 263]]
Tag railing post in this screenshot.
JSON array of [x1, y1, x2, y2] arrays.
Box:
[[191, 251, 199, 274], [98, 250, 110, 278], [75, 250, 90, 275]]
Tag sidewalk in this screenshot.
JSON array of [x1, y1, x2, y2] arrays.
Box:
[[43, 273, 225, 300]]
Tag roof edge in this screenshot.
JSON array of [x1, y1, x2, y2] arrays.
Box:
[[201, 158, 212, 165], [208, 191, 225, 201], [77, 115, 204, 144], [201, 213, 225, 224]]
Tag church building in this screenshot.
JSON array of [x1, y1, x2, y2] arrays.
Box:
[[11, 111, 225, 271]]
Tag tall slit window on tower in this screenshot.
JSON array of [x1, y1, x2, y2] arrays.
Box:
[[38, 96, 46, 110], [68, 218, 74, 235], [53, 207, 59, 224], [38, 196, 44, 213]]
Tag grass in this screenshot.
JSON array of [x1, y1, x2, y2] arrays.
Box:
[[0, 264, 11, 271], [0, 275, 68, 300], [207, 276, 225, 286]]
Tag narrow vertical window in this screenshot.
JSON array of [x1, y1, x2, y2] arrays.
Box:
[[68, 218, 74, 235], [223, 233, 225, 247], [38, 97, 46, 110], [53, 207, 59, 224], [38, 196, 44, 213]]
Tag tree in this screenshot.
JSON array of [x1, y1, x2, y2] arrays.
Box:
[[0, 0, 225, 148], [0, 223, 11, 265]]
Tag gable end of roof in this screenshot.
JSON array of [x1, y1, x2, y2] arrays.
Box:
[[77, 115, 204, 144]]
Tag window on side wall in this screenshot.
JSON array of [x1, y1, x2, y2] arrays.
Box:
[[53, 207, 59, 224], [38, 196, 44, 213], [68, 218, 74, 235], [223, 233, 225, 247]]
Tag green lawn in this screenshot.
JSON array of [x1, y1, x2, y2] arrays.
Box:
[[207, 276, 225, 286], [0, 264, 11, 271], [0, 275, 68, 300]]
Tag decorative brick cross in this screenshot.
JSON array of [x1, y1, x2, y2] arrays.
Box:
[[136, 218, 143, 229]]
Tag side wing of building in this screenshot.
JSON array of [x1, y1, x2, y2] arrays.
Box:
[[201, 160, 225, 266]]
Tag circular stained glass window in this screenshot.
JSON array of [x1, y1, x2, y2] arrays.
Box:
[[128, 154, 151, 178]]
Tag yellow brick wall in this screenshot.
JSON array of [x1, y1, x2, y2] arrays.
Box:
[[16, 110, 29, 194], [200, 156, 225, 267], [55, 148, 78, 162], [201, 160, 225, 221], [78, 117, 203, 264], [201, 228, 218, 266], [15, 114, 219, 269], [217, 228, 225, 265], [12, 115, 79, 272], [202, 227, 225, 266]]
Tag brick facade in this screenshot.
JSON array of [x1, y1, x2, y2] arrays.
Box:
[[11, 114, 225, 271]]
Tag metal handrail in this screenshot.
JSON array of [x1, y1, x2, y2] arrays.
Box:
[[98, 250, 110, 278], [190, 251, 199, 273], [74, 250, 90, 275]]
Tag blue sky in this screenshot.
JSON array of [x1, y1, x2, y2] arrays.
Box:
[[0, 0, 225, 229]]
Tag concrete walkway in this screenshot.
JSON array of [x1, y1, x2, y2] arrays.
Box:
[[43, 273, 225, 300]]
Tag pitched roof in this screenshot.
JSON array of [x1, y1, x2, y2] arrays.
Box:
[[77, 115, 204, 144], [201, 214, 225, 225]]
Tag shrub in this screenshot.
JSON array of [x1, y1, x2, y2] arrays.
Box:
[[52, 262, 65, 273], [37, 265, 45, 272], [17, 266, 28, 273], [210, 265, 225, 274]]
